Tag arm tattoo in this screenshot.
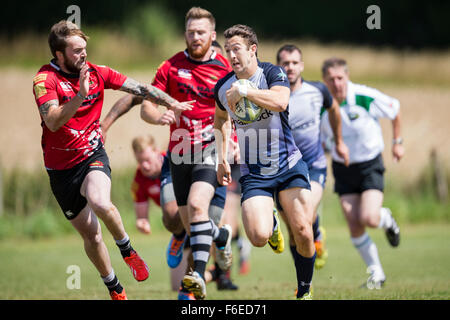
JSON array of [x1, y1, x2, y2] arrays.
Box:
[[120, 78, 176, 108], [38, 99, 58, 118]]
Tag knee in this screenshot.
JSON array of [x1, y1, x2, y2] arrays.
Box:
[[248, 231, 270, 248], [187, 197, 207, 218], [359, 211, 378, 227], [89, 199, 113, 217], [80, 227, 103, 246], [292, 221, 314, 244]]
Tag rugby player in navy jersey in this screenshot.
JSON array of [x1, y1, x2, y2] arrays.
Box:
[[276, 44, 349, 270], [214, 24, 315, 299]]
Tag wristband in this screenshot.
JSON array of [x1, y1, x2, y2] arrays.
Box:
[[392, 137, 403, 145], [76, 92, 85, 100]]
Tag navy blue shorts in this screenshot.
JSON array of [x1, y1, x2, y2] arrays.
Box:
[[309, 166, 327, 189], [240, 159, 311, 205]]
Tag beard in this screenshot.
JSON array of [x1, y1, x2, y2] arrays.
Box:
[[186, 37, 212, 59], [63, 53, 84, 73]]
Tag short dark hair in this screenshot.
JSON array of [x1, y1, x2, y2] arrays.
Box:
[[212, 40, 222, 51], [48, 20, 88, 59], [276, 44, 302, 64], [321, 57, 348, 76], [224, 24, 258, 48]]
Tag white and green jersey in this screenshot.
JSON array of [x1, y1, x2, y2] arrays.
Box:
[[320, 81, 400, 164]]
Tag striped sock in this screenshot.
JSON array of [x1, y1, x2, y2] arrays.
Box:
[[115, 234, 133, 258], [190, 221, 213, 279], [101, 270, 123, 293]]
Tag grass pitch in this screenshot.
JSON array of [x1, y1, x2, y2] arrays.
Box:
[[0, 223, 448, 300]]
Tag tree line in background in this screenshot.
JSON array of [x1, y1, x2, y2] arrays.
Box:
[[2, 0, 449, 49]]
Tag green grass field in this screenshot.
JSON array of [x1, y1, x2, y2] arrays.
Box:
[[1, 222, 448, 300]]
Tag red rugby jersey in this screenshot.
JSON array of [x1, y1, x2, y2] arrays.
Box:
[[33, 60, 127, 170], [152, 50, 231, 155], [131, 169, 161, 206]]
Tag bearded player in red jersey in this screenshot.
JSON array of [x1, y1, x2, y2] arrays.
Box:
[[100, 8, 235, 300], [32, 20, 193, 300], [140, 7, 234, 300]]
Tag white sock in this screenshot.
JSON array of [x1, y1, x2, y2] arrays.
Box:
[[115, 234, 131, 252], [101, 269, 116, 283], [351, 233, 385, 279], [378, 207, 393, 230]]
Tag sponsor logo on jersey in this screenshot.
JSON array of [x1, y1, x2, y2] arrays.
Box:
[[89, 160, 104, 168], [60, 81, 73, 92], [347, 112, 359, 121], [178, 69, 192, 79], [88, 78, 98, 90], [234, 109, 273, 126], [277, 68, 287, 81]]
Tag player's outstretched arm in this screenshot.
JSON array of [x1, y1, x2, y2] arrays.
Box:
[[119, 78, 194, 113], [214, 104, 232, 186], [328, 98, 350, 166], [140, 100, 177, 126], [101, 94, 144, 136]]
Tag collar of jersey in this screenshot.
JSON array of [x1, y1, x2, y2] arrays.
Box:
[[183, 49, 218, 65], [50, 59, 81, 79]]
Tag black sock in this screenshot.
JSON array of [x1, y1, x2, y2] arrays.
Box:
[[215, 227, 229, 248], [174, 229, 186, 241], [116, 239, 134, 258], [313, 216, 320, 240], [289, 245, 296, 261], [214, 262, 224, 278], [104, 275, 123, 293], [294, 251, 316, 298]]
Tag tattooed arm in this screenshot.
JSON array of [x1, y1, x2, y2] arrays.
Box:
[[39, 64, 90, 132], [39, 95, 85, 132], [119, 78, 194, 113]]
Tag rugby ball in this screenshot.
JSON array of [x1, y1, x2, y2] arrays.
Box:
[[233, 79, 262, 123]]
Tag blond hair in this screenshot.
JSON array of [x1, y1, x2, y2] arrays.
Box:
[[131, 135, 156, 154], [185, 7, 215, 30]]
